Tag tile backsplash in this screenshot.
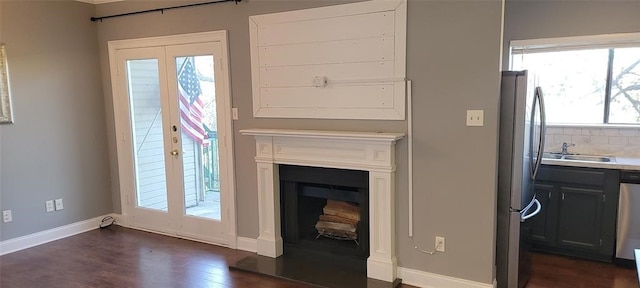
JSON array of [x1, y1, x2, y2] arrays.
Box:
[[544, 126, 640, 157]]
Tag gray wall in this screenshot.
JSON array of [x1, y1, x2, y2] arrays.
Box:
[[2, 0, 637, 283], [503, 0, 640, 70], [402, 0, 502, 282], [96, 0, 503, 283], [0, 1, 112, 241]]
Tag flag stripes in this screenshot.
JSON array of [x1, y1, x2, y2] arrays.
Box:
[[178, 57, 209, 146]]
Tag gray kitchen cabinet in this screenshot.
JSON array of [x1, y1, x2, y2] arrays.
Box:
[[526, 165, 619, 261], [557, 186, 605, 251], [529, 183, 554, 244]]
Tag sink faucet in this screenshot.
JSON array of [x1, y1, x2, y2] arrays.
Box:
[[561, 142, 575, 156]]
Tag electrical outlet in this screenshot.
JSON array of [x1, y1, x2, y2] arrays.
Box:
[[55, 199, 64, 211], [312, 76, 327, 87], [435, 236, 445, 252], [46, 200, 55, 212], [466, 110, 484, 127], [3, 210, 12, 223]]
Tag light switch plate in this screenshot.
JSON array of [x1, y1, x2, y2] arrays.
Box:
[[232, 108, 238, 120], [466, 110, 484, 127]]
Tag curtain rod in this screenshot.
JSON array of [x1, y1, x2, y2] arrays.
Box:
[[90, 0, 241, 22]]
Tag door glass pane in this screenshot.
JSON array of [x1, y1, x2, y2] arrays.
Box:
[[177, 55, 221, 220], [127, 59, 168, 212], [609, 47, 640, 124]]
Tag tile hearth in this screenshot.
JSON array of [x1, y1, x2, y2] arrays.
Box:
[[229, 252, 402, 288]]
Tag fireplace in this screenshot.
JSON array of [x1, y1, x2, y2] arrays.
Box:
[[239, 128, 404, 283], [280, 165, 369, 267]]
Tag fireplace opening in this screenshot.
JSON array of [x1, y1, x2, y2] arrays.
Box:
[[280, 165, 369, 266]]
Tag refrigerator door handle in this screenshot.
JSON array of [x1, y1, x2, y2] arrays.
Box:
[[521, 198, 541, 222], [531, 87, 546, 180], [519, 196, 536, 215]]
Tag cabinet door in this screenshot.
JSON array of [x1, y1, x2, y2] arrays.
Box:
[[528, 183, 555, 244], [556, 186, 604, 251]]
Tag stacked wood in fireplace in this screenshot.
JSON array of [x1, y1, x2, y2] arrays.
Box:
[[315, 200, 359, 240]]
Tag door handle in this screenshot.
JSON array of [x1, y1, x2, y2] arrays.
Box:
[[170, 149, 179, 156], [531, 86, 546, 180]]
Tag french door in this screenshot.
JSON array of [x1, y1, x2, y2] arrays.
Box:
[[110, 32, 235, 246]]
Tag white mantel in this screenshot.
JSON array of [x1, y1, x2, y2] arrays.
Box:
[[240, 128, 404, 282]]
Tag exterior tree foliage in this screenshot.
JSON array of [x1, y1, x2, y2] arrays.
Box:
[[610, 58, 640, 122]]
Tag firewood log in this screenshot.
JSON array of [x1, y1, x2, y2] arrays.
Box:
[[323, 200, 360, 221], [315, 221, 356, 233], [318, 215, 359, 226], [316, 228, 358, 240]]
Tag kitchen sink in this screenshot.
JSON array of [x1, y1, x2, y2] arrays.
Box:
[[563, 155, 614, 162], [542, 153, 615, 163], [542, 153, 564, 159]]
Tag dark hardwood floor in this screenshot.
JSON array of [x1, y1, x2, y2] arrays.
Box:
[[527, 252, 639, 288], [2, 226, 637, 287], [0, 226, 414, 288]]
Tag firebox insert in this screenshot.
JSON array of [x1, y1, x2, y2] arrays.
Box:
[[279, 165, 369, 262]]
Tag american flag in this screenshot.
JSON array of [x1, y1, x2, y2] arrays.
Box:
[[178, 57, 208, 146]]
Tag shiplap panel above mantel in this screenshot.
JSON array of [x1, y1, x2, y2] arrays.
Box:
[[249, 0, 407, 120]]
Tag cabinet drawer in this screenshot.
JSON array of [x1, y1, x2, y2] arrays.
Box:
[[537, 166, 605, 186]]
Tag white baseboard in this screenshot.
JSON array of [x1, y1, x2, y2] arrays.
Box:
[[0, 214, 116, 256], [236, 237, 257, 253], [397, 267, 495, 288]]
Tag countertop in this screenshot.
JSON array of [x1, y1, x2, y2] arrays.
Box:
[[542, 156, 640, 171]]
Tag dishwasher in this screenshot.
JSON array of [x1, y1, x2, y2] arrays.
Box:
[[616, 170, 640, 262]]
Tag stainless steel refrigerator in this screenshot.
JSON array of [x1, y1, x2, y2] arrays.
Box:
[[496, 70, 546, 288]]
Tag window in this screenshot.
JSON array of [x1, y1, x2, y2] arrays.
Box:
[[511, 35, 640, 125]]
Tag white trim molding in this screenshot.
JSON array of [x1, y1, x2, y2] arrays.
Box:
[[236, 237, 258, 253], [107, 30, 237, 248], [240, 128, 404, 282], [511, 32, 640, 54], [0, 214, 115, 256], [397, 267, 497, 288]]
